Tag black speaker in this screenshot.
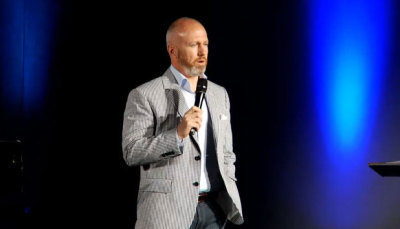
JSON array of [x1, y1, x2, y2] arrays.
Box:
[[0, 140, 23, 196]]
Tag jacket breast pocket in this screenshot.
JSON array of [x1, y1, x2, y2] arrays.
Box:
[[224, 165, 237, 181], [227, 172, 237, 181], [139, 178, 172, 193]]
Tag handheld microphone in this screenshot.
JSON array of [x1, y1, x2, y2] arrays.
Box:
[[190, 78, 208, 135]]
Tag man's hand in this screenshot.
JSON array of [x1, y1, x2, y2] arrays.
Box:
[[177, 106, 202, 140]]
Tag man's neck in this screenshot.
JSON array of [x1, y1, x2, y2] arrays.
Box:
[[186, 75, 199, 92], [172, 64, 199, 92]]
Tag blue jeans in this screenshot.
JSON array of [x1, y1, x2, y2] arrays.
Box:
[[189, 200, 227, 229]]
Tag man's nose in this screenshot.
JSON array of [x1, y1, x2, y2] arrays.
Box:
[[198, 45, 207, 56]]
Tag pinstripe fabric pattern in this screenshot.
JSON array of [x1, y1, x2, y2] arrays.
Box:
[[122, 69, 243, 228]]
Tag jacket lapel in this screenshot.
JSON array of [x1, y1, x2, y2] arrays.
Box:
[[162, 69, 189, 118], [205, 85, 220, 149], [162, 68, 201, 150]]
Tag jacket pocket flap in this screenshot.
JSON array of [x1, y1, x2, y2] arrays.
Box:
[[139, 178, 172, 193], [228, 174, 237, 181]]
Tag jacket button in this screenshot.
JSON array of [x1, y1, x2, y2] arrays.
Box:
[[194, 156, 201, 161], [193, 182, 199, 186]]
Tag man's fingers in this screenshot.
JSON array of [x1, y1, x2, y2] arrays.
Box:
[[189, 106, 202, 114], [186, 109, 202, 121], [190, 122, 201, 132], [188, 117, 202, 131], [179, 107, 203, 136]]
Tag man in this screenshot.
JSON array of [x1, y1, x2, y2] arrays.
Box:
[[122, 17, 243, 229]]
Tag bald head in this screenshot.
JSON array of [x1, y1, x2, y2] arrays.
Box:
[[166, 17, 209, 79], [166, 17, 206, 46]]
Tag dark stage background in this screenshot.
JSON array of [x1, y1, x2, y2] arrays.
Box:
[[1, 0, 400, 228]]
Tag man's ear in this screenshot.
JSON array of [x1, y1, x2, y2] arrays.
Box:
[[167, 44, 175, 56]]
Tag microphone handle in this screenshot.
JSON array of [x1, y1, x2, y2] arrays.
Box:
[[190, 92, 206, 135], [194, 92, 206, 109]]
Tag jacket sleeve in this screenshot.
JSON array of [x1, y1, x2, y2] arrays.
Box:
[[122, 88, 182, 166], [223, 88, 237, 180]]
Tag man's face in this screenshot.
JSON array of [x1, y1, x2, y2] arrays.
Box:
[[176, 27, 209, 77]]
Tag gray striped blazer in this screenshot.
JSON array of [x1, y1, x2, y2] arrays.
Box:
[[122, 68, 243, 228]]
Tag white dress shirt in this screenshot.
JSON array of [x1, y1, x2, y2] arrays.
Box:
[[170, 65, 210, 193]]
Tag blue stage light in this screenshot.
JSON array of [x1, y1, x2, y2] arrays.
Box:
[[311, 0, 391, 156], [0, 0, 24, 110], [23, 0, 59, 113], [309, 0, 392, 228], [0, 0, 59, 114]]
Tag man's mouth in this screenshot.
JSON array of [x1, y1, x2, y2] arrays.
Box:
[[197, 59, 207, 64]]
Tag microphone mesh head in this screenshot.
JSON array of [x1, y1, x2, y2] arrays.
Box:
[[196, 78, 208, 93]]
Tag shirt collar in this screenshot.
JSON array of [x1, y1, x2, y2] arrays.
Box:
[[170, 65, 207, 94]]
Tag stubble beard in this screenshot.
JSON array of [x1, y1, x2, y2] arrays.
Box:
[[183, 65, 207, 77], [178, 55, 207, 77]]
